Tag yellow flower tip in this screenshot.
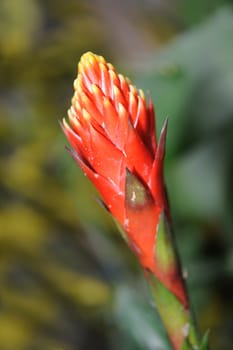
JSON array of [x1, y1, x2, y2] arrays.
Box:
[[103, 96, 111, 108], [93, 54, 106, 65], [68, 110, 76, 126], [129, 84, 138, 95], [99, 62, 108, 73], [76, 80, 84, 95], [74, 99, 81, 113], [82, 108, 91, 121], [118, 74, 130, 84], [139, 89, 145, 100], [62, 117, 70, 130], [80, 91, 92, 108], [107, 63, 115, 71], [72, 91, 79, 105], [79, 52, 106, 73], [118, 102, 127, 116], [71, 114, 81, 130], [113, 84, 121, 97], [77, 61, 84, 75], [109, 69, 118, 83], [91, 83, 101, 95], [73, 75, 81, 93], [73, 78, 79, 90]]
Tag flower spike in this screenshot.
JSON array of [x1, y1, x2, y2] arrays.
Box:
[[62, 52, 203, 350]]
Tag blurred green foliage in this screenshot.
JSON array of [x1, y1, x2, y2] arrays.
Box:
[[0, 1, 233, 350]]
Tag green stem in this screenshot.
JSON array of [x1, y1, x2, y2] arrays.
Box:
[[147, 212, 209, 350], [148, 274, 200, 350]]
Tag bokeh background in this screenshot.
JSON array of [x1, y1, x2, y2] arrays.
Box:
[[1, 1, 233, 349]]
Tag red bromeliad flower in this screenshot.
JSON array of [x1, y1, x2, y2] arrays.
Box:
[[62, 52, 187, 307]]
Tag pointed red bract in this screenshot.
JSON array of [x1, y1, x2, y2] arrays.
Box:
[[62, 52, 187, 305]]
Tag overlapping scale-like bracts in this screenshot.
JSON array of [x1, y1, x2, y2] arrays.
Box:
[[62, 52, 186, 306]]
